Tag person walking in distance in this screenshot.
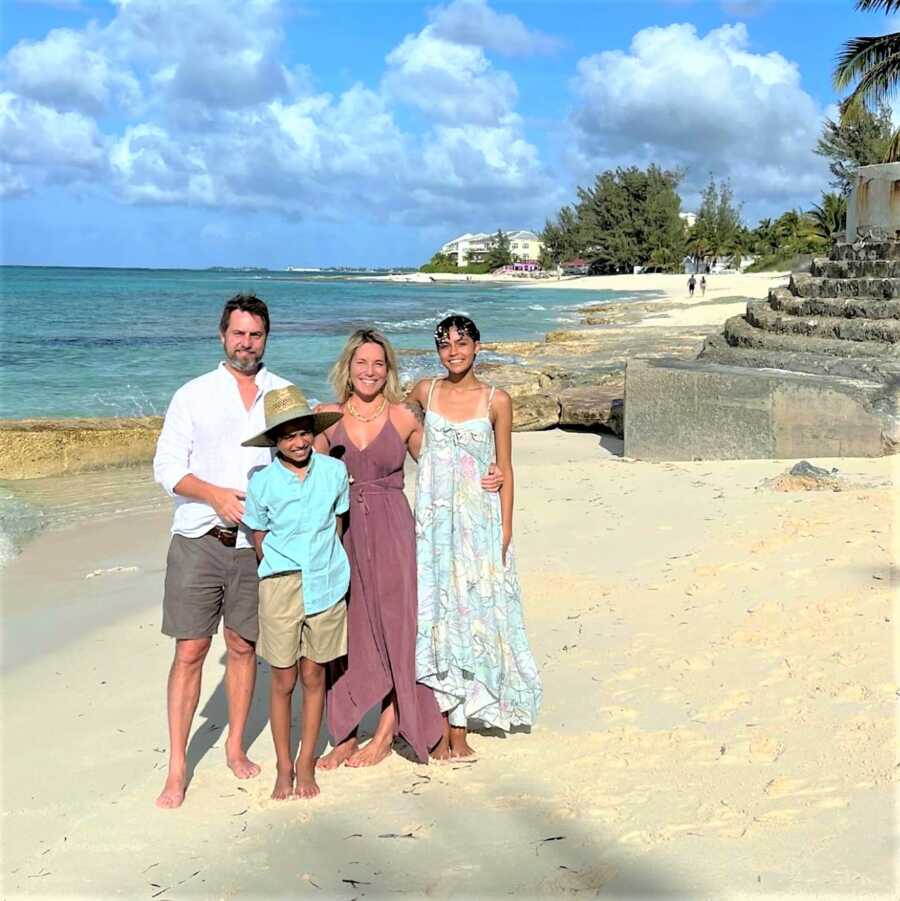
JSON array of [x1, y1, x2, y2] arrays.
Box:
[[152, 294, 290, 809]]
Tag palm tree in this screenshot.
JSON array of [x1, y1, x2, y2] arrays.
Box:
[[834, 0, 900, 160], [752, 218, 779, 256], [809, 193, 849, 242], [646, 245, 681, 273]]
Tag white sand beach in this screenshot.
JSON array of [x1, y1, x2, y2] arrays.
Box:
[[2, 431, 896, 898], [383, 270, 789, 333]]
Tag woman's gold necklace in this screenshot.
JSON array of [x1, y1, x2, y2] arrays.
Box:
[[347, 395, 387, 422]]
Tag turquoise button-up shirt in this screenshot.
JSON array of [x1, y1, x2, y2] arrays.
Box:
[[243, 452, 351, 614]]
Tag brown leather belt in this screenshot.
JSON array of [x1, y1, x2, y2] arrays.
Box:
[[206, 526, 239, 547]]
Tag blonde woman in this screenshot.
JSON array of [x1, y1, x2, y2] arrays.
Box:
[[314, 329, 501, 768]]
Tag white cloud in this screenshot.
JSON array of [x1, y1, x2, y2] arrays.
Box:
[[5, 27, 140, 115], [569, 23, 828, 213], [109, 123, 212, 204], [0, 162, 29, 198], [0, 0, 557, 230], [422, 117, 540, 190], [106, 0, 291, 111], [0, 92, 105, 169], [427, 0, 562, 56], [384, 28, 517, 125]]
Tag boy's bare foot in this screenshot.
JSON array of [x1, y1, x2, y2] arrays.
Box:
[[316, 737, 357, 770], [449, 727, 476, 759], [346, 737, 392, 768], [271, 766, 294, 800], [430, 736, 452, 761], [294, 761, 320, 799], [226, 750, 261, 780], [155, 770, 186, 809]]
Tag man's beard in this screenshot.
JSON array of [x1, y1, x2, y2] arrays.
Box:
[[227, 349, 263, 373]]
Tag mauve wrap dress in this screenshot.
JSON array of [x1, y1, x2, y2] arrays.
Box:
[[325, 418, 443, 763]]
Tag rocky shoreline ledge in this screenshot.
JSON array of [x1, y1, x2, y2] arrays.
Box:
[[0, 416, 164, 480], [0, 291, 773, 480], [477, 295, 757, 433]]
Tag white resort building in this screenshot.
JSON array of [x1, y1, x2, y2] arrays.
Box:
[[439, 230, 543, 267]]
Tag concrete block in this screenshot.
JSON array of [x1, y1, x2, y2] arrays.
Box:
[[846, 162, 900, 242], [624, 358, 898, 461]]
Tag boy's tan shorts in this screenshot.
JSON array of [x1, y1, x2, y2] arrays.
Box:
[[258, 571, 347, 668]]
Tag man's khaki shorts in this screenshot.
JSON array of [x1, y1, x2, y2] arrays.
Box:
[[258, 571, 347, 668]]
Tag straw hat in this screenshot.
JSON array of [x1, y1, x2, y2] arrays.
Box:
[[241, 385, 343, 447]]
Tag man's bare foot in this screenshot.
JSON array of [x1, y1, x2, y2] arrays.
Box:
[[226, 750, 261, 780], [316, 737, 358, 770], [294, 761, 320, 799], [449, 727, 476, 759], [155, 770, 186, 809], [430, 736, 452, 761], [271, 766, 294, 800], [346, 738, 392, 768]]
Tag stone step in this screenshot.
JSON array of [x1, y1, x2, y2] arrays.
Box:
[[768, 286, 900, 320], [746, 301, 900, 343], [831, 241, 900, 262], [722, 314, 900, 359], [811, 257, 900, 278], [790, 272, 900, 299], [699, 334, 900, 382]]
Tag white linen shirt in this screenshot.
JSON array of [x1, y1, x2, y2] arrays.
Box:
[[153, 361, 291, 549]]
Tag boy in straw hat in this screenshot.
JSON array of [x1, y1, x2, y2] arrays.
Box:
[[242, 385, 347, 799]]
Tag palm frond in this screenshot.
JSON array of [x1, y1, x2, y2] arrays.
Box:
[[885, 127, 900, 161], [841, 54, 900, 113], [834, 31, 900, 90], [856, 0, 900, 12]]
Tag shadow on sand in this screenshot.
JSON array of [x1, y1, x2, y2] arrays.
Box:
[[185, 653, 388, 783]]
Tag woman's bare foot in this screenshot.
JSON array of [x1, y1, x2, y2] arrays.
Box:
[[316, 737, 358, 770], [346, 737, 392, 767], [294, 761, 321, 799], [155, 769, 186, 809], [271, 766, 294, 800], [449, 726, 476, 758], [226, 750, 261, 780], [430, 736, 452, 761]]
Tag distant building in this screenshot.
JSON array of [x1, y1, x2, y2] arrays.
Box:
[[679, 212, 697, 229], [440, 230, 543, 267], [560, 257, 590, 275]]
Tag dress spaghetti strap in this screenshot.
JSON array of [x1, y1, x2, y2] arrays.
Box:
[[426, 378, 439, 412], [486, 385, 496, 419]]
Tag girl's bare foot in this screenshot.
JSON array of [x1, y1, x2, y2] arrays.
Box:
[[449, 726, 476, 758], [294, 761, 321, 799], [155, 770, 186, 809], [226, 749, 261, 780], [316, 737, 358, 770], [271, 766, 294, 800], [346, 737, 392, 767]]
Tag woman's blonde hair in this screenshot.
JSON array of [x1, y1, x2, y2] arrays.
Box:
[[330, 328, 404, 403]]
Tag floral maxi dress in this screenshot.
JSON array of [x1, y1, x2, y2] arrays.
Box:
[[414, 380, 542, 730]]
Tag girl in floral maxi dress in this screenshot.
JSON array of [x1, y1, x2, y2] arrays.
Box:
[[410, 315, 542, 759]]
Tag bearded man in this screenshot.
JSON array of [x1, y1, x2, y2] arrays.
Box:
[[152, 294, 290, 808]]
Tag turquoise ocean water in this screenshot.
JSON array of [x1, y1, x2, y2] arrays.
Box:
[[0, 266, 634, 563]]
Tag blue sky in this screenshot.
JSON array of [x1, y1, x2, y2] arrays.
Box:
[[0, 0, 886, 268]]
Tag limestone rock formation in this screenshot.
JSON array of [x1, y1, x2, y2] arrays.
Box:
[[558, 383, 624, 435], [0, 416, 164, 480]]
